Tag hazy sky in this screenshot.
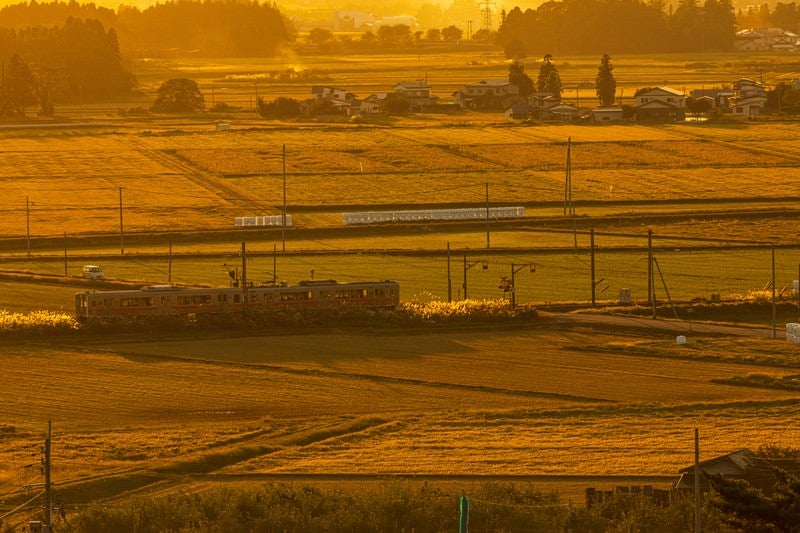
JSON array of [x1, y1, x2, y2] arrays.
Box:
[[0, 0, 549, 11]]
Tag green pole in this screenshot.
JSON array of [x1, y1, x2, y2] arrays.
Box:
[[459, 494, 469, 533]]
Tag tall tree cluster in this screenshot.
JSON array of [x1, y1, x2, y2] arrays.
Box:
[[0, 17, 135, 112], [0, 0, 295, 58], [496, 0, 736, 56], [738, 1, 800, 31]]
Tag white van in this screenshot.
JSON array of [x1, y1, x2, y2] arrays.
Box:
[[82, 265, 105, 280]]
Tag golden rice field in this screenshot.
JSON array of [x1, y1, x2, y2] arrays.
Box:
[[0, 119, 800, 239], [1, 324, 799, 507]]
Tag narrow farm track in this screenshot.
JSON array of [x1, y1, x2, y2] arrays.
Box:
[[128, 137, 276, 214]]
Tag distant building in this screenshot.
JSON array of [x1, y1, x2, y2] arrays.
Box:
[[393, 81, 438, 110], [591, 106, 624, 122], [675, 448, 800, 494], [310, 86, 359, 115], [360, 93, 388, 114], [634, 86, 686, 122], [729, 78, 768, 116], [504, 103, 530, 120], [454, 80, 520, 110], [735, 27, 799, 51], [333, 11, 376, 31], [689, 88, 734, 108]]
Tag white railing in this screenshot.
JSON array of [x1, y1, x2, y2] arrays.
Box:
[[235, 215, 293, 227], [342, 207, 524, 225]]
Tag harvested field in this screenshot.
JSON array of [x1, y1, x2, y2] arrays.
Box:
[[1, 321, 799, 506]]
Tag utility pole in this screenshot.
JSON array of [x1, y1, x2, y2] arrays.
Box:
[[282, 144, 287, 253], [694, 428, 701, 533], [44, 420, 53, 532], [447, 242, 452, 303], [463, 255, 468, 300], [772, 245, 776, 339], [119, 187, 124, 255], [463, 256, 488, 300], [564, 137, 574, 216], [510, 263, 535, 308], [63, 233, 68, 276], [485, 182, 490, 249], [26, 195, 31, 258], [590, 228, 596, 306], [168, 240, 172, 284], [648, 229, 655, 319], [241, 242, 248, 316], [273, 243, 277, 286]]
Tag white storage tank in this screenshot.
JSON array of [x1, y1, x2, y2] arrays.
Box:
[[619, 288, 631, 305]]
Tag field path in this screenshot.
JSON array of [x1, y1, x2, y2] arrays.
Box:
[[128, 136, 276, 214], [544, 311, 778, 338]]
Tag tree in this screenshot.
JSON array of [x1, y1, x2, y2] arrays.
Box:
[[595, 53, 616, 106], [782, 88, 800, 114], [308, 28, 335, 47], [441, 25, 463, 42], [425, 28, 442, 41], [0, 54, 38, 116], [151, 78, 204, 113], [383, 94, 412, 114], [537, 54, 562, 98], [508, 60, 534, 98], [504, 40, 527, 59], [257, 96, 300, 118], [686, 96, 713, 117], [708, 468, 800, 532]]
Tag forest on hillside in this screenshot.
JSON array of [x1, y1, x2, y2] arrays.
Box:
[[0, 0, 294, 57]]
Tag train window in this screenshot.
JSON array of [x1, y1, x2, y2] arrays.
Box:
[[233, 294, 241, 303], [178, 295, 212, 305], [280, 291, 312, 301], [335, 289, 368, 299], [120, 297, 154, 307]]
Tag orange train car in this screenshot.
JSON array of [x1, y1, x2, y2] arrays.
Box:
[[75, 280, 399, 320]]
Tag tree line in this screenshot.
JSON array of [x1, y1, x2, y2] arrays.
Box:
[[0, 0, 293, 57], [0, 17, 134, 115], [738, 1, 800, 31], [497, 0, 737, 56]]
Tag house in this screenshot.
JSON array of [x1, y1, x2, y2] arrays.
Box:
[[360, 93, 388, 114], [675, 449, 800, 494], [504, 103, 530, 120], [729, 78, 768, 116], [454, 80, 520, 110], [310, 86, 359, 115], [393, 81, 438, 110], [634, 86, 686, 122], [333, 11, 376, 31], [591, 106, 624, 122], [543, 103, 579, 121], [735, 27, 799, 51], [689, 88, 734, 108]]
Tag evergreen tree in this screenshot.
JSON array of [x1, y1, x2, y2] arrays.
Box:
[[595, 53, 616, 106], [537, 54, 562, 98], [508, 60, 534, 97], [1, 54, 38, 116]]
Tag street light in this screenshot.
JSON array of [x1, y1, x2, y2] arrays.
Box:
[[463, 255, 488, 300], [510, 262, 536, 308]]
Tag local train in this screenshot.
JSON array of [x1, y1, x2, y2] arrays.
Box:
[[74, 279, 400, 320]]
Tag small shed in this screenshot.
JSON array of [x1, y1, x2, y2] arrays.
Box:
[[504, 103, 531, 120], [591, 106, 624, 123]]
